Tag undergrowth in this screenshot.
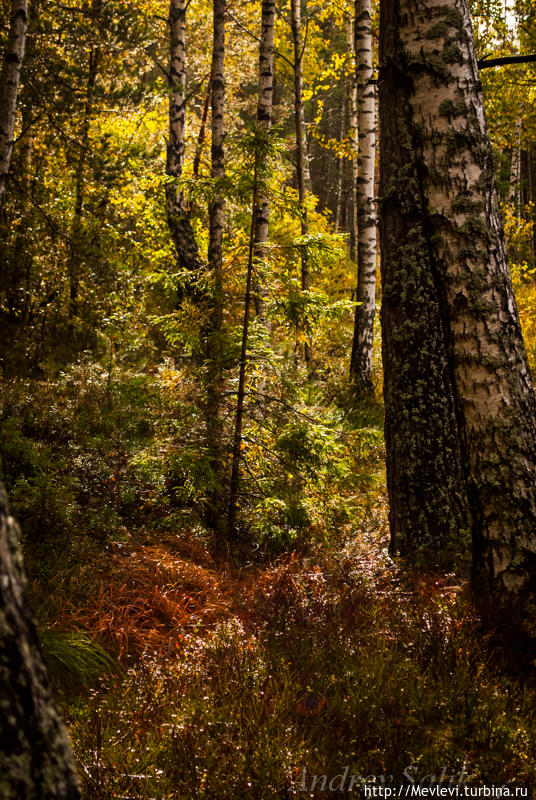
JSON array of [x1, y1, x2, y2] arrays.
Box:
[[63, 532, 536, 798]]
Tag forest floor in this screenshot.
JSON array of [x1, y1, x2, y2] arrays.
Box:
[[6, 279, 536, 797], [33, 493, 536, 798]]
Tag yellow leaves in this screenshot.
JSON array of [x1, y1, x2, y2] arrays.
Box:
[[310, 128, 357, 160]]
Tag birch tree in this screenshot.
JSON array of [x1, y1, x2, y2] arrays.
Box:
[[252, 0, 276, 323], [349, 0, 377, 395], [380, 0, 536, 611], [166, 0, 202, 290], [0, 483, 80, 799], [347, 14, 359, 263], [0, 0, 28, 211]]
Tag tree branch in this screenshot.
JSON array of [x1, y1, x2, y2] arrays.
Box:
[[478, 54, 536, 69]]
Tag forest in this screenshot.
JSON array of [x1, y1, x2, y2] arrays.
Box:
[[1, 0, 536, 796]]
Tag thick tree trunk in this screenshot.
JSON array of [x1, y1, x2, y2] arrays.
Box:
[[350, 0, 377, 395], [290, 0, 312, 365], [0, 0, 28, 211], [381, 0, 536, 607], [205, 0, 226, 535], [380, 0, 471, 563], [0, 483, 80, 799], [166, 0, 202, 290]]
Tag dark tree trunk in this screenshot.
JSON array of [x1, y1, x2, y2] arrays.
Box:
[[0, 483, 80, 799], [69, 42, 99, 319], [204, 0, 226, 535], [228, 0, 276, 535], [290, 0, 312, 365], [227, 167, 258, 538], [192, 74, 211, 179]]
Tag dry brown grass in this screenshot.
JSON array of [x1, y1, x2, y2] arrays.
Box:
[[46, 538, 236, 656]]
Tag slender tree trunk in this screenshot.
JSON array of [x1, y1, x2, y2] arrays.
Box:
[[228, 0, 276, 532], [228, 169, 258, 537], [193, 74, 211, 179], [290, 0, 312, 365], [0, 483, 80, 799], [18, 0, 39, 195], [0, 0, 28, 212], [347, 14, 359, 263], [166, 0, 202, 293], [252, 0, 275, 323], [529, 142, 535, 261], [205, 0, 226, 534], [350, 0, 377, 395], [334, 108, 346, 231], [69, 43, 99, 319], [508, 116, 522, 213], [19, 106, 33, 192], [381, 0, 536, 611]]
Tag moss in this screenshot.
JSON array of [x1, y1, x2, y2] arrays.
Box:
[[425, 21, 450, 40], [442, 43, 463, 64], [437, 5, 464, 31], [451, 196, 484, 215], [439, 99, 456, 117]]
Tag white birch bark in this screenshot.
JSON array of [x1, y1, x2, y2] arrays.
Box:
[[347, 14, 359, 262], [253, 0, 275, 325], [0, 0, 28, 211], [381, 0, 536, 608], [350, 0, 377, 394], [166, 0, 202, 283]]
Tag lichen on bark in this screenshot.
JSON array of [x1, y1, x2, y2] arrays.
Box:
[[0, 483, 80, 799], [380, 0, 536, 621]]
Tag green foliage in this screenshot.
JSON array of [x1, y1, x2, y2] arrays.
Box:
[[40, 630, 116, 697]]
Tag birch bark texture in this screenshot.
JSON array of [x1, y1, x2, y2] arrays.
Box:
[[380, 0, 536, 603], [350, 0, 377, 394], [347, 15, 359, 263], [0, 0, 28, 211], [166, 0, 202, 283], [0, 483, 80, 799], [252, 0, 275, 323]]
